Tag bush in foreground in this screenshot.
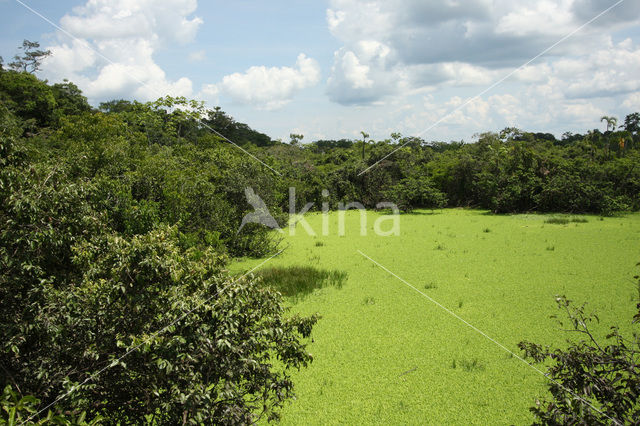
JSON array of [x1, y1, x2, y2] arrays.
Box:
[[519, 286, 640, 424], [2, 225, 319, 424]]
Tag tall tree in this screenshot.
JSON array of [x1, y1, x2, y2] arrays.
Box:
[[8, 40, 51, 74], [289, 133, 304, 146], [360, 131, 369, 160], [600, 115, 618, 132]]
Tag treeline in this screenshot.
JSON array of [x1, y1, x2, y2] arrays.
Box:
[[281, 123, 640, 215]]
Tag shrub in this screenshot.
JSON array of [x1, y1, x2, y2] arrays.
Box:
[[519, 290, 640, 424], [386, 176, 447, 212]]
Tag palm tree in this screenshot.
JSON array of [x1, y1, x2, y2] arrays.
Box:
[[600, 116, 618, 132], [360, 131, 369, 160]]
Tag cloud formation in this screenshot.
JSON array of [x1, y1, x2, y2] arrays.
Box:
[[41, 0, 202, 101], [212, 54, 321, 110], [325, 0, 640, 113]]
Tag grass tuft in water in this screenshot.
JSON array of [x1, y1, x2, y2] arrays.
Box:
[[452, 358, 485, 372], [545, 216, 588, 224], [545, 217, 569, 224], [256, 266, 347, 300]]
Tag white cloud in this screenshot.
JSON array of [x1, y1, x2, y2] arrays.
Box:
[[59, 0, 202, 44], [340, 51, 373, 89], [496, 0, 574, 37], [213, 54, 321, 110], [40, 0, 202, 101], [44, 39, 96, 77], [563, 40, 640, 99]]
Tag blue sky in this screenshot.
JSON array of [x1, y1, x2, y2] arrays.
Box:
[[2, 0, 640, 143]]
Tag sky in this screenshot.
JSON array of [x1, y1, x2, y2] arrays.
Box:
[[1, 0, 640, 143]]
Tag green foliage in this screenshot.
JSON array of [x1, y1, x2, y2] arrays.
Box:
[[34, 105, 282, 256], [624, 113, 640, 132], [0, 70, 57, 127], [51, 80, 91, 117], [202, 106, 274, 147], [1, 385, 102, 425], [519, 292, 640, 425], [2, 223, 318, 423], [385, 176, 448, 212], [98, 99, 134, 114]]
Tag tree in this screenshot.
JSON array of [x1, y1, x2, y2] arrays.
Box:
[[385, 176, 447, 212], [51, 79, 91, 116], [201, 107, 274, 147], [601, 115, 618, 133], [99, 99, 134, 114], [0, 69, 57, 126], [499, 127, 525, 142], [359, 131, 369, 160], [623, 113, 640, 133], [289, 133, 304, 146], [8, 40, 51, 74]]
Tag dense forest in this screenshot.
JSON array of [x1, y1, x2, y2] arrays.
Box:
[[1, 43, 640, 423]]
